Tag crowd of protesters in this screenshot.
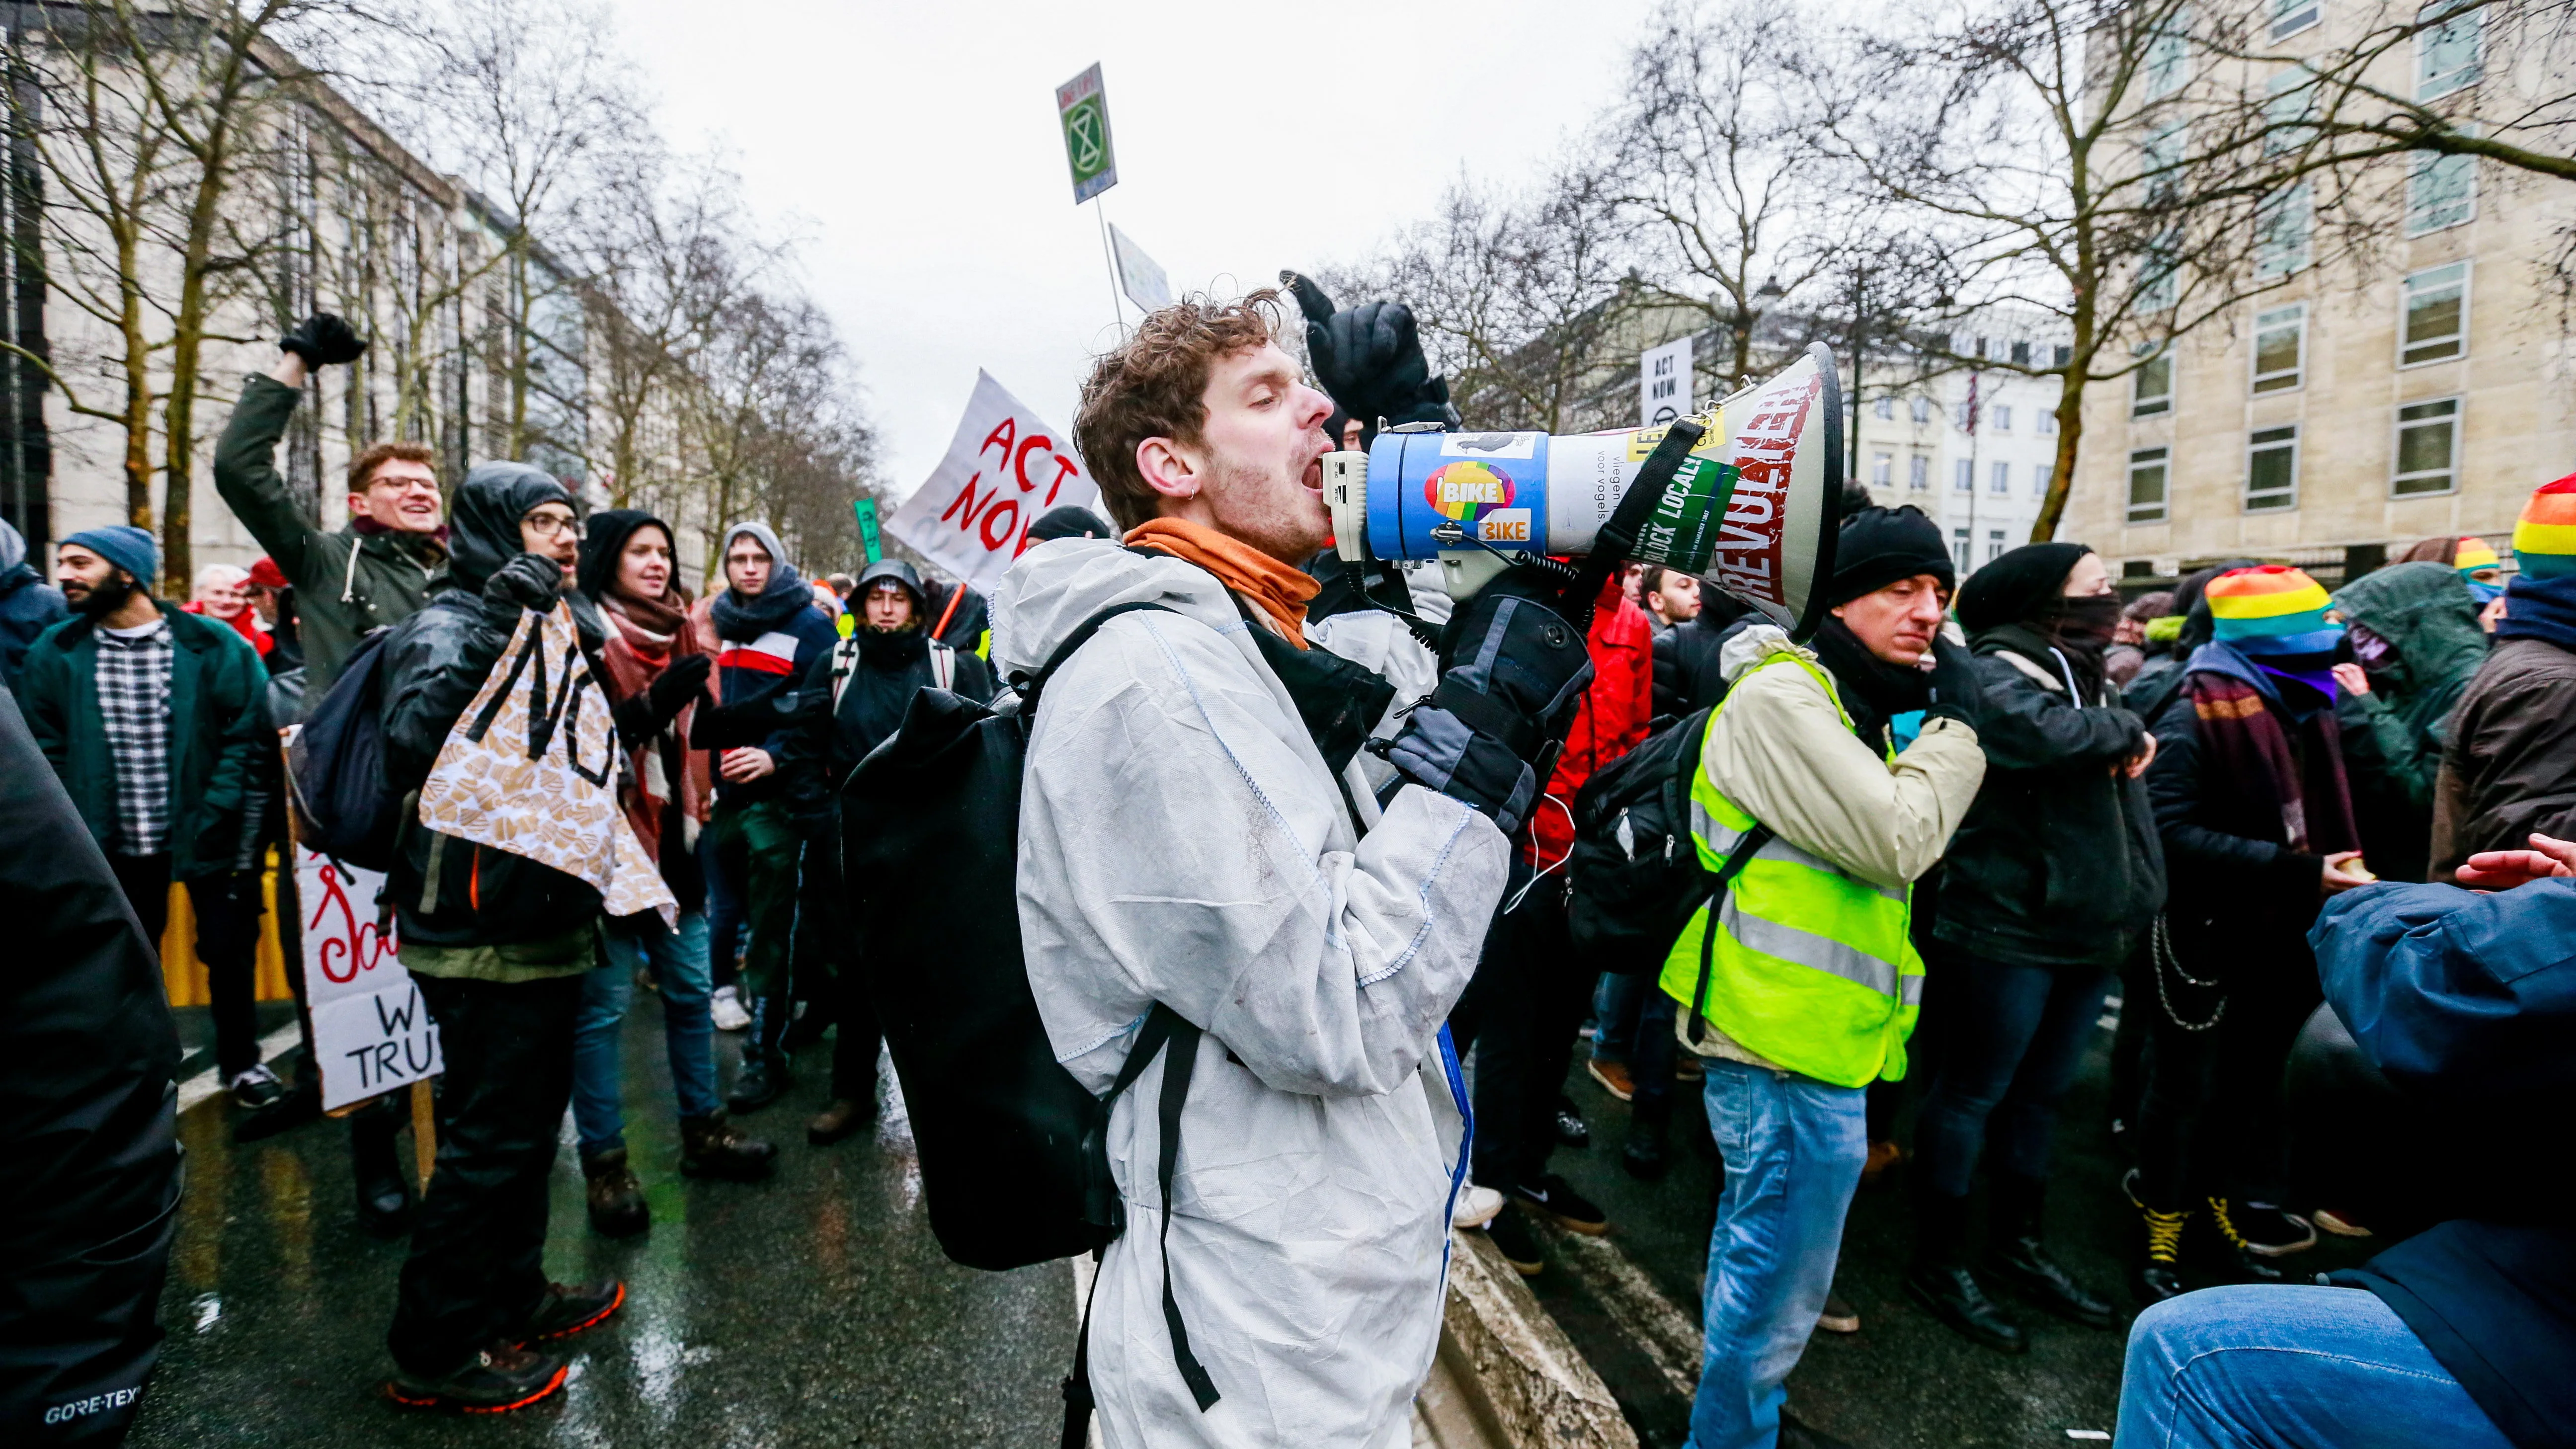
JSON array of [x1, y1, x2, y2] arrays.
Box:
[[3, 294, 2570, 1449]]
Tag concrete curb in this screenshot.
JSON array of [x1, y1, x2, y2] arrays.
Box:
[[1414, 1230, 1640, 1449]]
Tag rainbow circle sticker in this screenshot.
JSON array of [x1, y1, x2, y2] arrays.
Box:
[[1425, 460, 1516, 523]]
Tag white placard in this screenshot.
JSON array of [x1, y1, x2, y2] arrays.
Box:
[[295, 849, 441, 1111], [1110, 225, 1171, 311], [886, 371, 1104, 592], [1642, 336, 1693, 427]]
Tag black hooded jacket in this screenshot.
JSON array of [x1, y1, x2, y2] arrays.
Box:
[[377, 463, 606, 947], [781, 573, 995, 836]]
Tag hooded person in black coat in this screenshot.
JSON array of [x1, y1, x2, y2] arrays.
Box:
[[780, 559, 995, 1146], [0, 685, 178, 1447], [1903, 543, 2162, 1354]]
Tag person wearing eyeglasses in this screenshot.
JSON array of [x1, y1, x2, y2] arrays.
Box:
[[214, 312, 447, 693]]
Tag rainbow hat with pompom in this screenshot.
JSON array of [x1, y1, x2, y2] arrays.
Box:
[[2206, 564, 2342, 655], [2453, 536, 2502, 576], [2513, 474, 2576, 580]]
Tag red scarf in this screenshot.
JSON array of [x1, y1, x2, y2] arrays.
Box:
[[2187, 670, 2358, 855], [600, 592, 713, 861]]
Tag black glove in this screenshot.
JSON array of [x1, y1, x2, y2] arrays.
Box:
[[613, 652, 712, 746], [1924, 635, 1984, 727], [482, 552, 563, 620], [1384, 582, 1594, 834], [1282, 272, 1459, 438], [279, 312, 367, 368]]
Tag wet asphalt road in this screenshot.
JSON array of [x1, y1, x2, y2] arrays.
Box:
[[132, 998, 1075, 1448], [1519, 999, 2380, 1449]]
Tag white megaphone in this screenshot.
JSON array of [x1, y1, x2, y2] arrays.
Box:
[[1323, 342, 1846, 638]]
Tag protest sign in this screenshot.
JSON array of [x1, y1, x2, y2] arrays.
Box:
[[1057, 63, 1117, 203], [1110, 225, 1171, 311], [885, 372, 1101, 593], [294, 850, 440, 1111], [416, 599, 678, 926], [853, 496, 883, 563]]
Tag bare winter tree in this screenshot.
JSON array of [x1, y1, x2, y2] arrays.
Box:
[[683, 286, 880, 575], [1819, 0, 2329, 540]]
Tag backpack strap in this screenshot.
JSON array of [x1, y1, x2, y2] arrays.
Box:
[[1064, 1002, 1223, 1444], [1685, 823, 1775, 1046]]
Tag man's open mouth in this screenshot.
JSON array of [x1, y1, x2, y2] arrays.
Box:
[[1301, 456, 1324, 496]]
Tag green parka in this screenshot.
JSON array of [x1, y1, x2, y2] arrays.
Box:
[[2331, 561, 2490, 883], [16, 602, 270, 880], [213, 374, 445, 692]]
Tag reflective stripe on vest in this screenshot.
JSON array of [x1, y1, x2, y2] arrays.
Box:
[[1656, 652, 1924, 1088]]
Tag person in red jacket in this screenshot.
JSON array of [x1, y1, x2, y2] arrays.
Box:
[[1452, 572, 1655, 1275]]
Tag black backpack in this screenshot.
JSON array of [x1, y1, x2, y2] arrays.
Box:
[[1565, 707, 1772, 980], [838, 601, 1222, 1436], [287, 627, 401, 870]]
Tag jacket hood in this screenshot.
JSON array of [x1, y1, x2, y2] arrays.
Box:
[[719, 521, 802, 598], [854, 558, 928, 617], [446, 462, 573, 591], [1717, 622, 1813, 685], [989, 538, 1238, 684], [0, 517, 25, 574], [2331, 561, 2488, 696]]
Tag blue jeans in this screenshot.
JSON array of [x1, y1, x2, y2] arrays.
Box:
[[1912, 957, 2112, 1198], [571, 911, 717, 1157], [1592, 972, 1680, 1114], [2116, 1286, 2512, 1449], [1688, 1059, 1869, 1449], [700, 829, 743, 990]]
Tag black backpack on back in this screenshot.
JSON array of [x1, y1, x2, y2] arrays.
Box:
[[839, 601, 1224, 1432], [1564, 708, 1715, 974], [288, 627, 401, 870]]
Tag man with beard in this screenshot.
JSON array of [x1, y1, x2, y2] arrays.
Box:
[[692, 523, 839, 1111], [214, 314, 443, 692], [18, 526, 275, 1109], [782, 559, 996, 1146], [1657, 505, 1987, 1449]]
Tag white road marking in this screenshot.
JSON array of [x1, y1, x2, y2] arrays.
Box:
[[1531, 1219, 1704, 1398], [174, 1023, 306, 1114]]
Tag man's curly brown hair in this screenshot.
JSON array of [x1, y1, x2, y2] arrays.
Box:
[[1074, 290, 1284, 532]]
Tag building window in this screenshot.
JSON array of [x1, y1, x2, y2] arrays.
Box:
[[2247, 425, 2301, 511], [1954, 459, 1974, 492], [2401, 262, 2469, 365], [1953, 528, 1973, 575], [2272, 0, 2321, 39], [2407, 150, 2476, 235], [1912, 397, 1933, 425], [1994, 404, 2013, 431], [2128, 447, 2170, 523], [2418, 1, 2484, 100], [1956, 401, 1976, 431], [2253, 304, 2305, 394], [2393, 398, 2462, 495], [2011, 341, 2031, 365], [2054, 345, 2074, 367], [1874, 396, 1894, 419], [2133, 348, 2174, 417], [2145, 7, 2192, 98], [2263, 68, 2317, 155], [2032, 464, 2050, 497], [1872, 452, 1894, 486], [2255, 183, 2312, 277], [2037, 409, 2057, 435], [1991, 462, 2011, 493], [1988, 529, 2008, 564], [2143, 120, 2189, 194], [1909, 455, 1931, 490], [2137, 227, 2183, 313]]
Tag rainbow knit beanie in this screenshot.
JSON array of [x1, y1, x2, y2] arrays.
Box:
[[2453, 536, 2501, 577], [2206, 565, 2342, 656], [2513, 474, 2576, 581]]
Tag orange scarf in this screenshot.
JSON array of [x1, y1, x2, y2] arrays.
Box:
[[1125, 517, 1320, 648]]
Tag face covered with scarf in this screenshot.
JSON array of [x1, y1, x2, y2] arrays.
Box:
[[1955, 542, 2122, 698]]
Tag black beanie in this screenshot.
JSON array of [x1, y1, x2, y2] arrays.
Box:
[[1829, 505, 1955, 607], [1955, 542, 2092, 633], [1028, 505, 1116, 543]]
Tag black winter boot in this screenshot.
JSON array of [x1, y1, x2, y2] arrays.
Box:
[[351, 1099, 411, 1236], [2126, 1170, 2192, 1304], [1623, 1098, 1670, 1181], [581, 1148, 650, 1237], [1984, 1172, 2113, 1329], [727, 997, 795, 1114], [1903, 1184, 2027, 1354]]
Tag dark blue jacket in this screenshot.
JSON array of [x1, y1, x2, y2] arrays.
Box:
[[0, 563, 67, 689], [697, 594, 836, 807], [2314, 879, 2576, 1449]]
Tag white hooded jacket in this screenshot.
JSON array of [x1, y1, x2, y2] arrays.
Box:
[[996, 540, 1509, 1449]]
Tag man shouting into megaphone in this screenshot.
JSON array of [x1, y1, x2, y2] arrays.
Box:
[[995, 288, 1589, 1448]]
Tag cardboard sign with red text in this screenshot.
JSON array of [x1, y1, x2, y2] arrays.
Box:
[[294, 850, 441, 1111], [886, 372, 1102, 592]]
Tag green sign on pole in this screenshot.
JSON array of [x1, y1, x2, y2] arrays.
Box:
[[852, 496, 882, 564], [1055, 63, 1117, 204]]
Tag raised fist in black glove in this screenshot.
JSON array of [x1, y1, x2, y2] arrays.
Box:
[[1281, 271, 1459, 443], [280, 312, 367, 368], [1923, 634, 1985, 727], [613, 652, 712, 746], [1385, 579, 1594, 834], [482, 551, 563, 619]]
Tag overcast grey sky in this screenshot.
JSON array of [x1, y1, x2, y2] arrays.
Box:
[[605, 0, 1656, 498]]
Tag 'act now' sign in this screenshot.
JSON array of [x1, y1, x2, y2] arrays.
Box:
[[886, 371, 1102, 593]]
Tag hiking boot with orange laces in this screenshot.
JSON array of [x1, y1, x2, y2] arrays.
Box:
[[386, 1343, 567, 1413]]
